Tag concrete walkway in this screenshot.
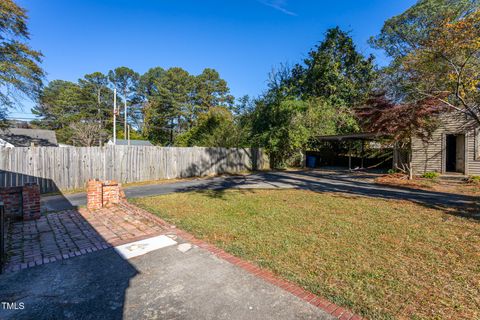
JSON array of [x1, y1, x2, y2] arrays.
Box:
[[42, 170, 476, 212], [0, 235, 334, 320]]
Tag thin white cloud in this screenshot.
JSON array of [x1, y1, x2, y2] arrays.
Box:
[[258, 0, 297, 16]]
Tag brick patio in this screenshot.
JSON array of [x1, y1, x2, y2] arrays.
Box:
[[3, 203, 170, 272]]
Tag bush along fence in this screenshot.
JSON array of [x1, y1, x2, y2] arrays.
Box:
[[0, 146, 269, 193]]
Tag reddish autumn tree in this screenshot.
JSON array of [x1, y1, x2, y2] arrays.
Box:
[[357, 93, 447, 177], [357, 93, 446, 141]]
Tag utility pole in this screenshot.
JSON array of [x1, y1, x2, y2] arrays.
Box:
[[113, 88, 117, 145], [124, 94, 127, 140], [97, 87, 102, 147], [128, 125, 131, 146]]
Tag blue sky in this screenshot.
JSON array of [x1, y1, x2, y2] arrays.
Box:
[[12, 0, 416, 119]]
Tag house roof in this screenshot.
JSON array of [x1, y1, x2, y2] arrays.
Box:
[[0, 128, 58, 147], [109, 139, 153, 146]]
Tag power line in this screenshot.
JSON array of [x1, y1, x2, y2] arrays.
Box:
[[6, 117, 118, 123]]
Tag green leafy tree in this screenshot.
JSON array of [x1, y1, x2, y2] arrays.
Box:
[[32, 75, 114, 145], [175, 107, 237, 147], [108, 67, 140, 133], [251, 97, 356, 168], [32, 80, 89, 143], [251, 99, 310, 167], [296, 27, 376, 106], [136, 67, 166, 142], [78, 72, 112, 128], [371, 0, 479, 103], [250, 28, 372, 167], [0, 0, 44, 125], [231, 95, 256, 147], [233, 95, 254, 116], [33, 80, 84, 124], [143, 67, 195, 144], [142, 67, 234, 145], [304, 98, 359, 146], [370, 0, 478, 61], [195, 68, 234, 112], [138, 67, 166, 98]]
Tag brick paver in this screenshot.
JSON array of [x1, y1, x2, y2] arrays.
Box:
[[3, 204, 168, 273]]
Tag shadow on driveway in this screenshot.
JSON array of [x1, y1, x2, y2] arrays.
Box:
[[0, 249, 137, 320], [238, 170, 479, 219], [0, 170, 139, 319], [0, 239, 334, 320], [176, 170, 478, 219]]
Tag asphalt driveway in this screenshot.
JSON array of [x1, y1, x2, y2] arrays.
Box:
[[42, 169, 476, 212]]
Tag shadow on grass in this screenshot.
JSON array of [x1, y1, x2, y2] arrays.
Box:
[[169, 166, 479, 221]]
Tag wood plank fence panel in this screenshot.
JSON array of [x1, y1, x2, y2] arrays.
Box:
[[0, 146, 268, 193]]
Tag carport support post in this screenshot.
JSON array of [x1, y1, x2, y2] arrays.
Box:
[[348, 141, 352, 171], [408, 136, 413, 180], [361, 140, 365, 169]]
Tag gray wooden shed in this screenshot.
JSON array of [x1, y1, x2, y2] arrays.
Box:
[[411, 111, 480, 176]]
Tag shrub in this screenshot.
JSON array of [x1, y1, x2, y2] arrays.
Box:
[[465, 175, 480, 184], [422, 171, 440, 179]]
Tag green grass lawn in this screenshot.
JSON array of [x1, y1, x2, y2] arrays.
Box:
[[132, 189, 480, 320]]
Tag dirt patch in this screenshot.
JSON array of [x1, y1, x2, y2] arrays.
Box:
[[375, 173, 480, 196]]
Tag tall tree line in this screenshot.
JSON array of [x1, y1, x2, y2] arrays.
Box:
[[141, 67, 234, 145], [31, 67, 235, 146], [4, 0, 479, 170]]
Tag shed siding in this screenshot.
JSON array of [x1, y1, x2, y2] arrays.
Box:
[[411, 112, 480, 175], [467, 129, 480, 174]]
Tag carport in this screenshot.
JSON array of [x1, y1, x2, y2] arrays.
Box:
[[304, 132, 394, 170]]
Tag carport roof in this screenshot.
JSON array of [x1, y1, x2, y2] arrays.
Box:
[[315, 132, 386, 141]]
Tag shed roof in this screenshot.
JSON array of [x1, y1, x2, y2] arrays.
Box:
[[315, 132, 387, 141], [0, 128, 58, 147], [109, 139, 153, 146]]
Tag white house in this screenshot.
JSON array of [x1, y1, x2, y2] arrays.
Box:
[[107, 139, 153, 146]]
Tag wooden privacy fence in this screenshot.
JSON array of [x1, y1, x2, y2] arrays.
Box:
[[0, 146, 269, 193]]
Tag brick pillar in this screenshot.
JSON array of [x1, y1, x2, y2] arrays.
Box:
[[87, 179, 103, 210], [101, 180, 126, 207], [119, 184, 126, 202], [87, 179, 126, 210], [22, 183, 41, 221], [0, 187, 23, 220]]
